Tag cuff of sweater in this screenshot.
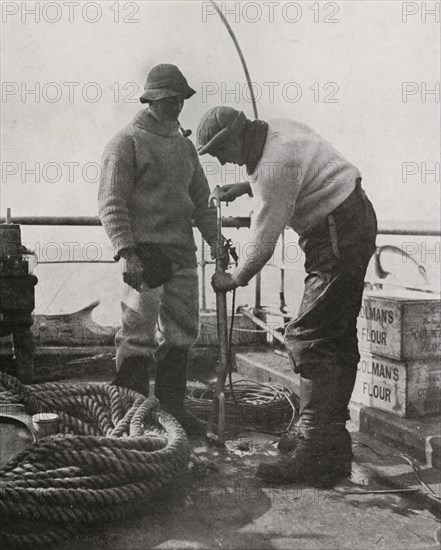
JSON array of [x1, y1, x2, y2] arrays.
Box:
[[232, 266, 253, 287]]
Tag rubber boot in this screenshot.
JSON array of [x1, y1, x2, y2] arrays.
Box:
[[335, 367, 358, 425], [155, 347, 206, 437], [277, 370, 356, 457], [257, 376, 352, 486], [111, 355, 151, 396]]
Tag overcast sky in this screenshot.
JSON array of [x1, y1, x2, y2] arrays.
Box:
[[1, 0, 440, 227]]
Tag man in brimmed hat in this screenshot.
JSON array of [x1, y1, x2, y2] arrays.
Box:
[[98, 65, 226, 435], [196, 106, 377, 485]]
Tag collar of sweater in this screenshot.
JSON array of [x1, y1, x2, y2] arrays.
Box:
[[132, 108, 181, 137], [244, 119, 269, 175]]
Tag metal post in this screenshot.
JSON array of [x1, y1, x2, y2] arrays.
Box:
[[255, 272, 261, 310], [280, 230, 286, 312], [206, 191, 229, 445], [200, 233, 207, 311]]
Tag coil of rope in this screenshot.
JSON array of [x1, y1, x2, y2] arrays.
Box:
[[0, 372, 191, 549], [186, 379, 299, 435]]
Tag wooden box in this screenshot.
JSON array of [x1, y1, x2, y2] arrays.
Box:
[[357, 290, 441, 361], [352, 351, 441, 417]]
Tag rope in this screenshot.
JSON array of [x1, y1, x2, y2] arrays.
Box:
[[0, 372, 191, 549], [186, 378, 299, 435]]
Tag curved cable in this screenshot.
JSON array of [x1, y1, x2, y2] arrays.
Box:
[[209, 1, 263, 310], [209, 0, 258, 120]]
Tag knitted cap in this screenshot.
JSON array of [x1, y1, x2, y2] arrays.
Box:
[[139, 64, 196, 103], [196, 107, 247, 155]]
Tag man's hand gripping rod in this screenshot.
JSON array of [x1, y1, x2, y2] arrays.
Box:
[[206, 186, 229, 446]]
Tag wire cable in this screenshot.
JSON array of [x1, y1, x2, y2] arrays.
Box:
[[353, 441, 441, 502]]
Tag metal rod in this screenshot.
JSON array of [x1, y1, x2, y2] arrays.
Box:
[[36, 260, 115, 264], [0, 216, 252, 228], [207, 195, 229, 445], [1, 216, 438, 236], [239, 307, 285, 344], [255, 272, 262, 310], [279, 231, 286, 312], [200, 233, 207, 311], [257, 306, 296, 318], [209, 0, 258, 120]]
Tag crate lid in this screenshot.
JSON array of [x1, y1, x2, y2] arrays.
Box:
[[364, 289, 441, 302]]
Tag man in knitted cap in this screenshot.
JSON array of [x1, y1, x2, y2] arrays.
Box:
[[197, 106, 377, 484], [98, 65, 226, 435]]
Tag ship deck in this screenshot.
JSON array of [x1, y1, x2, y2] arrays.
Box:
[[37, 354, 441, 550], [56, 422, 440, 550]]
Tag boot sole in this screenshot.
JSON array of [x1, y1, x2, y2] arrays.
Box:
[[256, 458, 352, 486]]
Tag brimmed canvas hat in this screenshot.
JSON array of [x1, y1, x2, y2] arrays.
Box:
[[139, 64, 196, 103]]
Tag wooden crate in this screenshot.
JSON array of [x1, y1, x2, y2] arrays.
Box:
[[352, 351, 441, 417], [357, 290, 441, 361]]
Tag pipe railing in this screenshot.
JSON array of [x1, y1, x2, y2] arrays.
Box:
[[1, 216, 440, 338], [2, 216, 439, 235]]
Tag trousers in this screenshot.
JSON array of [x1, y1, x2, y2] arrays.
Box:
[[115, 264, 199, 369], [285, 180, 377, 424]]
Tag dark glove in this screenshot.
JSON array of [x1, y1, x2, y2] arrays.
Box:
[[120, 245, 173, 290], [136, 244, 173, 289]]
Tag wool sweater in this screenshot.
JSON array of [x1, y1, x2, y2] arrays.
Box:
[[98, 109, 217, 267], [233, 119, 360, 285]]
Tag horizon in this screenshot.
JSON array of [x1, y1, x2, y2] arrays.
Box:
[[1, 1, 440, 227]]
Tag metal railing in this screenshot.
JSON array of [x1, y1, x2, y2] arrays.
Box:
[[2, 216, 440, 337], [2, 216, 439, 236]]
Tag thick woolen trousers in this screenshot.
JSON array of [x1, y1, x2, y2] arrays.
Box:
[[285, 181, 377, 431], [115, 265, 199, 369]]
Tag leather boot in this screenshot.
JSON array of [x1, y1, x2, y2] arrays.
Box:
[[277, 371, 355, 458], [155, 347, 206, 436], [112, 355, 151, 396], [277, 375, 325, 454], [335, 367, 358, 424], [257, 428, 352, 486], [257, 375, 352, 486], [277, 424, 353, 463]]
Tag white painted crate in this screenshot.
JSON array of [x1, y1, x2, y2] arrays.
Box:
[[352, 351, 441, 417], [357, 290, 441, 361]]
